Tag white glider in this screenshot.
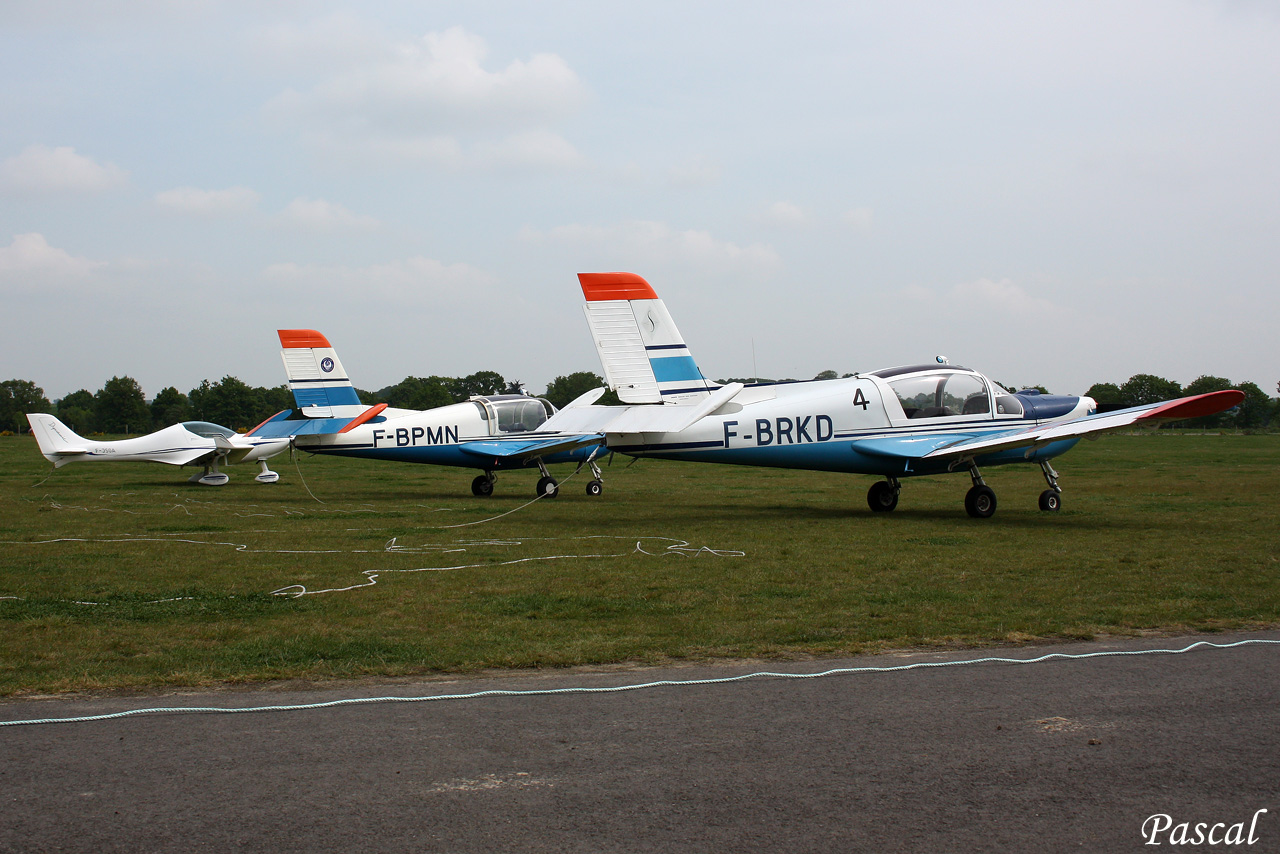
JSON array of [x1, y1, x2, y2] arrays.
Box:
[[26, 413, 289, 485]]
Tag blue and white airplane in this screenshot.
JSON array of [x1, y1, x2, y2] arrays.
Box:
[[247, 330, 608, 498], [569, 272, 1244, 518]]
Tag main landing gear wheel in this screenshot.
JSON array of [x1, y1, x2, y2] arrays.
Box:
[[536, 476, 560, 498], [1038, 489, 1062, 512], [965, 485, 997, 519], [585, 479, 604, 497], [867, 480, 898, 513], [471, 475, 494, 497]]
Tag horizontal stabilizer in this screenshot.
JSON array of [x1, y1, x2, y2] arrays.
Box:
[[602, 382, 744, 434], [248, 414, 372, 439]]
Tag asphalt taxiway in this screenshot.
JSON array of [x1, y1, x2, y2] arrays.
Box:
[[2, 631, 1277, 853]]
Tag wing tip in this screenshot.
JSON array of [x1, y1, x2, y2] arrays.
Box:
[[1138, 389, 1246, 422]]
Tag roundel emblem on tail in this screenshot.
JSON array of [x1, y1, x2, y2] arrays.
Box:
[[321, 357, 335, 373]]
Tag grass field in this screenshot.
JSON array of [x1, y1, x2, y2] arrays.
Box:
[[1, 432, 1277, 697]]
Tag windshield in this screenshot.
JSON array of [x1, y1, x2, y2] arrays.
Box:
[[888, 372, 989, 419]]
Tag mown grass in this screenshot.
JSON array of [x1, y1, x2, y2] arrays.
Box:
[[1, 431, 1277, 697]]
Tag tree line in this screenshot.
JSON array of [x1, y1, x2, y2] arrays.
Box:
[[0, 370, 613, 436], [1, 370, 1275, 436]]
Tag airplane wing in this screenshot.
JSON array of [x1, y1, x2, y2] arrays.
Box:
[[912, 389, 1245, 462], [455, 433, 606, 464]]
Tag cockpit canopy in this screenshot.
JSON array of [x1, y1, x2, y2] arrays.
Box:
[[182, 421, 237, 439], [870, 366, 1024, 420], [469, 395, 554, 433]]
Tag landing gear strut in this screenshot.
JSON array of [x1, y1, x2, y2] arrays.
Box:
[[867, 478, 900, 512], [577, 457, 605, 497], [1038, 461, 1062, 512]]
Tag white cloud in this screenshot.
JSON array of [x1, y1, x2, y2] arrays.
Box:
[[0, 233, 105, 288], [0, 145, 127, 193], [154, 185, 261, 216], [261, 256, 496, 304], [520, 220, 780, 273], [276, 197, 379, 231], [262, 25, 588, 168]]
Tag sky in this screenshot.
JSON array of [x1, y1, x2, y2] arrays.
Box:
[[2, 0, 1277, 402]]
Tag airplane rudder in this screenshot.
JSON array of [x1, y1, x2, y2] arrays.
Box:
[[25, 413, 81, 458]]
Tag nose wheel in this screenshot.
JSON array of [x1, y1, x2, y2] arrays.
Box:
[[1037, 461, 1063, 512]]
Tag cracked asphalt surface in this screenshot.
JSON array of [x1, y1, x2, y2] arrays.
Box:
[[2, 631, 1278, 853]]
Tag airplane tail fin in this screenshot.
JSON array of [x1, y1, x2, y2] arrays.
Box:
[[277, 330, 366, 419], [26, 413, 89, 466], [578, 272, 716, 404]]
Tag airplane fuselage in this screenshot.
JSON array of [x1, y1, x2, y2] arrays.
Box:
[[605, 366, 1094, 478], [291, 396, 600, 470]]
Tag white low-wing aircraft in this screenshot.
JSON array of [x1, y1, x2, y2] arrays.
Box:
[[246, 330, 608, 497], [567, 272, 1244, 518], [26, 414, 289, 485]]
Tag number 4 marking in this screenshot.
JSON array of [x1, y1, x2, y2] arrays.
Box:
[[853, 389, 869, 410]]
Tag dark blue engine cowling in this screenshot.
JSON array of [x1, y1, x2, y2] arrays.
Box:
[[1015, 390, 1085, 420]]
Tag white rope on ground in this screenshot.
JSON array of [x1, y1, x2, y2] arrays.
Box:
[[0, 534, 744, 602], [1, 639, 1275, 728], [270, 536, 745, 597]]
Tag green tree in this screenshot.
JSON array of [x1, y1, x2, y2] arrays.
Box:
[[1084, 382, 1123, 405], [150, 386, 192, 428], [187, 376, 264, 430], [259, 385, 295, 420], [1120, 374, 1182, 407], [0, 379, 51, 433], [382, 376, 454, 411], [1232, 381, 1271, 430], [444, 371, 507, 402], [812, 369, 839, 381], [55, 389, 96, 434], [95, 376, 151, 434], [543, 371, 610, 409]]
